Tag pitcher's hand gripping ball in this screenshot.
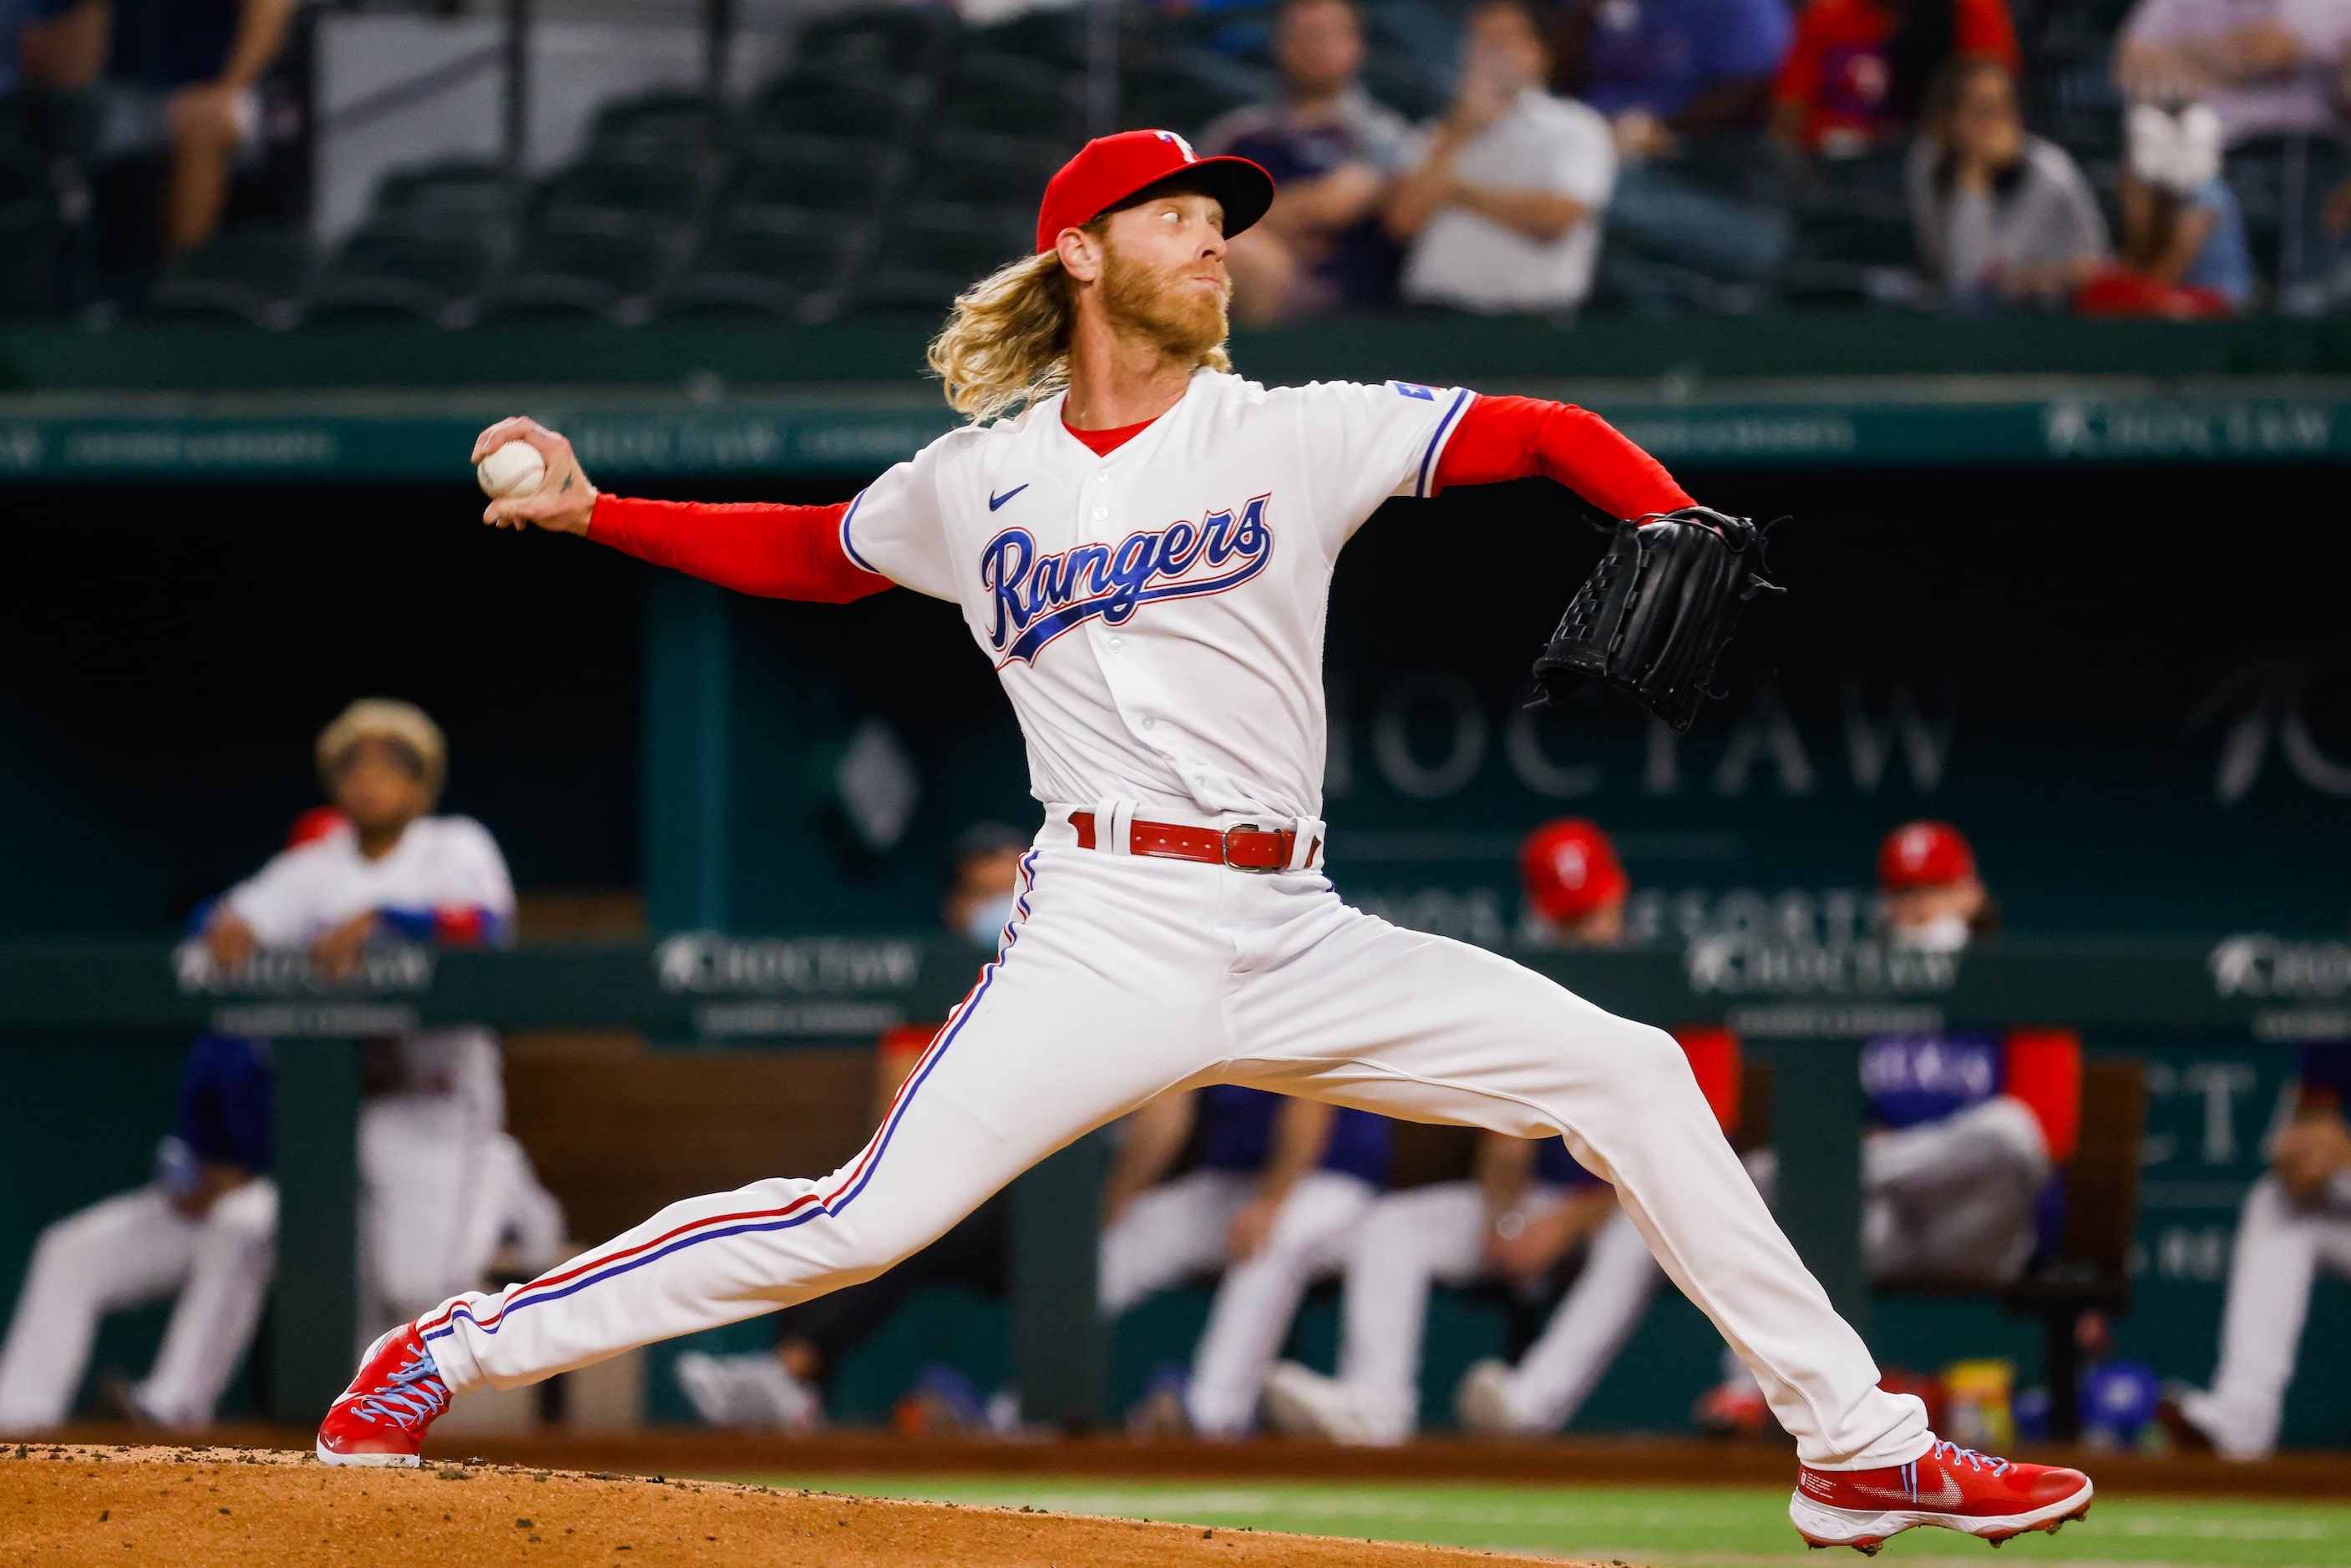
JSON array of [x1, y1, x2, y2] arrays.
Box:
[[475, 439, 547, 499], [1532, 507, 1782, 734]]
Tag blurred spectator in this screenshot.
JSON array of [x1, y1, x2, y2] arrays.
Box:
[[205, 699, 565, 1339], [1387, 0, 1616, 313], [1546, 0, 1795, 297], [2160, 1040, 2351, 1460], [0, 1027, 276, 1430], [2100, 99, 2253, 311], [1101, 1086, 1390, 1437], [1554, 0, 1791, 159], [1203, 0, 1415, 325], [21, 0, 297, 253], [675, 824, 1031, 1433], [1773, 0, 2022, 158], [2116, 0, 2351, 144], [1908, 58, 2112, 307]]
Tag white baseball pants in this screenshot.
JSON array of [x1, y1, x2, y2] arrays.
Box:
[[1316, 1179, 1568, 1440], [2178, 1171, 2351, 1459], [1098, 1166, 1376, 1435], [1863, 1096, 2049, 1284], [0, 1179, 276, 1430], [418, 840, 1930, 1469]]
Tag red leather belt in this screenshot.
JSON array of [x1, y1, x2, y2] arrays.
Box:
[[1071, 811, 1316, 873]]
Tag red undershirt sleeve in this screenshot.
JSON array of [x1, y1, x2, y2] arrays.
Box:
[[585, 495, 891, 604], [1431, 394, 1695, 520]]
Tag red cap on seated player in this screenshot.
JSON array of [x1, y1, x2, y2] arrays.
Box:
[[1035, 129, 1275, 254], [1877, 819, 1975, 891], [1520, 818, 1630, 923]]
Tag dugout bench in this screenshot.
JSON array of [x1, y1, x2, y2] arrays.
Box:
[[0, 933, 2294, 1436]]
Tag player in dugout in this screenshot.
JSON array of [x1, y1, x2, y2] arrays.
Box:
[[0, 810, 342, 1432], [206, 701, 564, 1341], [1264, 819, 1746, 1444], [2160, 1039, 2351, 1459], [1101, 1083, 1391, 1437], [1681, 820, 2081, 1426], [674, 824, 1030, 1433], [336, 129, 2094, 1553]]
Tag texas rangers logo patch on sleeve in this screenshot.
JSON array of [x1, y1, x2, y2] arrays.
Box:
[[981, 496, 1274, 665], [1390, 381, 1436, 400]]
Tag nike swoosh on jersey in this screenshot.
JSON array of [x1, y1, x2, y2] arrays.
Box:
[[988, 484, 1029, 511]]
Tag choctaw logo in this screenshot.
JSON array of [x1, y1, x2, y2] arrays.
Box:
[[982, 495, 1274, 665]]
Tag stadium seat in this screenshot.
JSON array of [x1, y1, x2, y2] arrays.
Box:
[[1117, 67, 1247, 139], [371, 158, 525, 230], [303, 219, 499, 328], [908, 133, 1072, 207], [1781, 147, 1922, 306], [749, 70, 925, 143], [795, 4, 957, 77], [2225, 133, 2351, 305], [732, 135, 908, 217], [144, 221, 312, 328], [0, 89, 101, 166], [535, 152, 722, 230], [0, 195, 57, 317], [966, 9, 1092, 73], [850, 202, 1031, 315], [476, 213, 681, 326], [935, 55, 1085, 141], [587, 89, 736, 162], [655, 210, 856, 322]]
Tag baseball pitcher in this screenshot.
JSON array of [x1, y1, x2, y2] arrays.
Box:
[[319, 130, 2092, 1553]]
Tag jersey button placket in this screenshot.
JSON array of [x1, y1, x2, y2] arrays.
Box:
[[1082, 469, 1162, 751]]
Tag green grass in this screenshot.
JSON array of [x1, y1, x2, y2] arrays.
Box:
[[728, 1478, 2351, 1567]]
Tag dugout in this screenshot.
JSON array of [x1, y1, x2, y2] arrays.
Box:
[[4, 311, 2350, 1445]]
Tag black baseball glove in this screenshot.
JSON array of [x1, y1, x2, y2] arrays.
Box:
[[1530, 507, 1782, 735]]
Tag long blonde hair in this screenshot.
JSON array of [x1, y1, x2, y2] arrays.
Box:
[[925, 231, 1234, 424]]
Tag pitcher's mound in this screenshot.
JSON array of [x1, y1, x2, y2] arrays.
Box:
[[2, 1444, 1567, 1565]]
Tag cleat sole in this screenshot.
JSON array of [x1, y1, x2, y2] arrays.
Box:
[[1789, 1478, 2094, 1552], [315, 1440, 423, 1469]]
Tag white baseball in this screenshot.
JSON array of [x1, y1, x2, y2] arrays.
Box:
[[476, 439, 547, 499]]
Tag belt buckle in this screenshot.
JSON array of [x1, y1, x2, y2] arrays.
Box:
[[1223, 822, 1284, 874]]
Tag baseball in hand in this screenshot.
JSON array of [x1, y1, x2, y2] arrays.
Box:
[[476, 439, 547, 499]]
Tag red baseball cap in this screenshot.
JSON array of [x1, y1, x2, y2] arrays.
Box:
[[1878, 820, 1976, 891], [1035, 129, 1274, 255], [1520, 818, 1630, 923]]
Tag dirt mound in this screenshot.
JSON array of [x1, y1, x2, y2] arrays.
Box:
[[0, 1444, 1566, 1566]]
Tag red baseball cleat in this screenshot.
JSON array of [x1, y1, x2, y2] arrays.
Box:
[[315, 1324, 450, 1468], [1790, 1440, 2092, 1554]]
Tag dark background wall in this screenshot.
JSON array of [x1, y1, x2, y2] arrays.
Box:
[[8, 462, 2347, 937]]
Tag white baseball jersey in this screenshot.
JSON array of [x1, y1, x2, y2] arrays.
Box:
[[223, 816, 514, 945], [841, 370, 1471, 822]]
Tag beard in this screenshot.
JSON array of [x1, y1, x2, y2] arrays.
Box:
[[1098, 237, 1230, 362]]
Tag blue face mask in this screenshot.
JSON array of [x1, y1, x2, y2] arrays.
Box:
[[962, 893, 1017, 946]]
